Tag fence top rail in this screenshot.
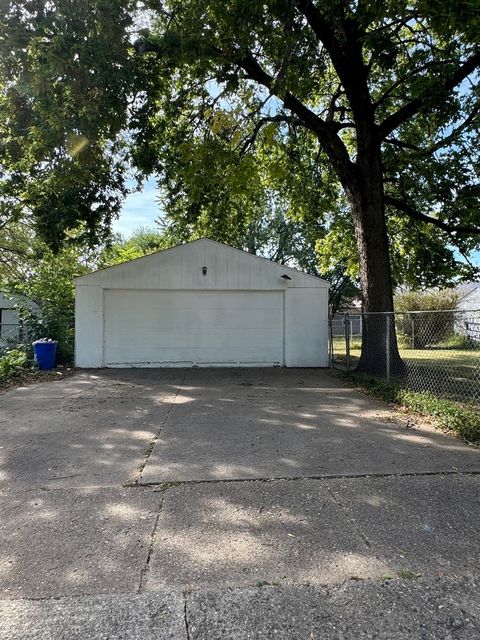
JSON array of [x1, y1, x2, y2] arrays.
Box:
[[332, 309, 480, 316]]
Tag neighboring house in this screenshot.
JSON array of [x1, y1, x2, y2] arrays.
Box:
[[455, 283, 480, 341], [456, 283, 480, 311], [0, 291, 19, 331], [0, 291, 39, 341], [74, 238, 330, 368]]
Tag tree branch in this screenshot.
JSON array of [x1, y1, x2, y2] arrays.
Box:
[[271, 4, 295, 95], [236, 51, 357, 185], [373, 60, 457, 110], [378, 50, 480, 139], [293, 1, 337, 53], [133, 40, 164, 57], [450, 237, 477, 270], [425, 104, 480, 154], [133, 37, 356, 182], [294, 0, 373, 123], [384, 138, 423, 151], [385, 195, 480, 235], [384, 104, 480, 156], [237, 114, 301, 155]]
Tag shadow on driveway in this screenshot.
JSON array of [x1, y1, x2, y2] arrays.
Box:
[[139, 368, 480, 482], [0, 367, 479, 609]]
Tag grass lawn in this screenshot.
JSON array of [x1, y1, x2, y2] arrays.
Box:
[[331, 337, 480, 405]]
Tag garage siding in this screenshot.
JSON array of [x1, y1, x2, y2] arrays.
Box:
[[285, 288, 328, 367], [75, 239, 329, 368]]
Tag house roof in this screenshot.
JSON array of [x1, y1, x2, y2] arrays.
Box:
[[75, 237, 329, 286], [0, 291, 39, 310], [455, 282, 480, 301]]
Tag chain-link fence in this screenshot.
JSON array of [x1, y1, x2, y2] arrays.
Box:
[[330, 309, 480, 406]]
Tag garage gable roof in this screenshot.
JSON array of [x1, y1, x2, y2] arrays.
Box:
[[75, 238, 329, 288]]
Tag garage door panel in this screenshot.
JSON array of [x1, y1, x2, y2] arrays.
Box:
[[105, 326, 282, 349], [107, 290, 279, 310], [111, 310, 283, 332], [104, 290, 284, 367]]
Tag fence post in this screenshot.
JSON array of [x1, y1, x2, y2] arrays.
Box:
[[328, 310, 333, 367], [344, 312, 351, 371], [411, 314, 415, 349], [385, 313, 391, 381]]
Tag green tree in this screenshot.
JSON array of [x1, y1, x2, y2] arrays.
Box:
[[131, 1, 480, 373], [7, 244, 95, 363], [1, 1, 480, 374], [0, 0, 134, 249], [0, 219, 36, 282], [99, 226, 173, 266]]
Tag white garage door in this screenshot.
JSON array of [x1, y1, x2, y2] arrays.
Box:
[[103, 290, 284, 367]]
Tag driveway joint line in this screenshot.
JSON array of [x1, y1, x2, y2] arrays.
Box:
[[15, 470, 476, 494], [0, 590, 119, 603], [136, 469, 480, 489], [0, 484, 131, 493], [124, 372, 187, 487], [1, 574, 472, 604]]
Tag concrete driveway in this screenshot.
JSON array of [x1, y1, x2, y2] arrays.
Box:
[[1, 368, 479, 638]]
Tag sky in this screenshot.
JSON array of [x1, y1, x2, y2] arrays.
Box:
[[114, 177, 479, 267], [112, 176, 161, 236]]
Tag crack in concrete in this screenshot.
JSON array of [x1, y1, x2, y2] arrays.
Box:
[[0, 484, 123, 493], [9, 470, 477, 495], [137, 492, 165, 594], [124, 372, 187, 487], [1, 591, 110, 602], [183, 591, 192, 640], [321, 478, 373, 551]]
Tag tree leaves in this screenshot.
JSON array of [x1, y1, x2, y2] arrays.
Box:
[[0, 0, 135, 248], [0, 0, 478, 294]]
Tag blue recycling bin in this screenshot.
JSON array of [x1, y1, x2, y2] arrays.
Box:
[[33, 340, 57, 370]]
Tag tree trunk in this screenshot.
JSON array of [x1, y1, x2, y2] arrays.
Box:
[[347, 151, 405, 378]]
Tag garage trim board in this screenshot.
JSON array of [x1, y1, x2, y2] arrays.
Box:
[[75, 238, 329, 368]]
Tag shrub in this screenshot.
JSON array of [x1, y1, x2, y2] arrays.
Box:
[[438, 334, 475, 350], [0, 348, 28, 380], [398, 390, 480, 443], [394, 289, 459, 348], [6, 247, 86, 364]]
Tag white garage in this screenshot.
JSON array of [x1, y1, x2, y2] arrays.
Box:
[[74, 238, 329, 368]]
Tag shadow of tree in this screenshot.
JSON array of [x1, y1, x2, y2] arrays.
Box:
[[144, 474, 480, 590], [0, 367, 479, 601]]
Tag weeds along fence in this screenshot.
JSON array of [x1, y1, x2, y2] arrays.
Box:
[[330, 309, 480, 406]]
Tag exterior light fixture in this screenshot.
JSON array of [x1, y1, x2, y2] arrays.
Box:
[[281, 274, 292, 280], [202, 266, 207, 276]]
